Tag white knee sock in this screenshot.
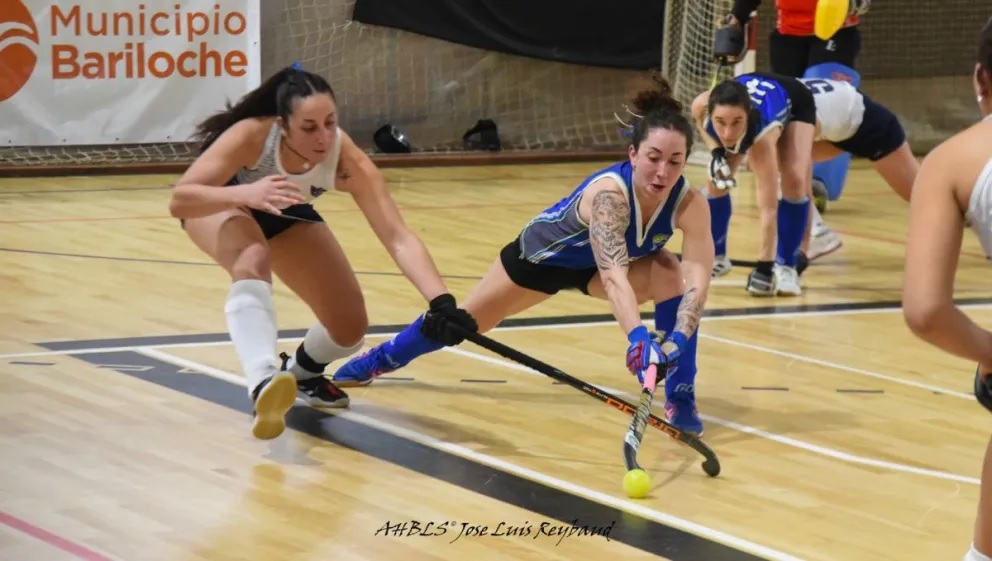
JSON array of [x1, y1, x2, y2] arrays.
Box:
[[224, 279, 280, 395], [287, 322, 364, 380], [966, 544, 992, 561]]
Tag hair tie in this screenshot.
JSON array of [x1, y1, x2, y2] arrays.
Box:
[[291, 61, 302, 71]]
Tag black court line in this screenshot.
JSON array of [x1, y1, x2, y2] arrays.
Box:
[[60, 349, 769, 561], [39, 296, 992, 352]]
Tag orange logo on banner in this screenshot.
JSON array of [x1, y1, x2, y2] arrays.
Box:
[[0, 0, 39, 102]]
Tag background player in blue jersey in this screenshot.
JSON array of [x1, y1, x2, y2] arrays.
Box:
[[691, 72, 817, 296], [332, 76, 715, 435]]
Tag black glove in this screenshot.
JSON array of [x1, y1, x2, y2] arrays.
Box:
[[976, 367, 992, 414], [713, 16, 747, 63], [420, 293, 478, 346]]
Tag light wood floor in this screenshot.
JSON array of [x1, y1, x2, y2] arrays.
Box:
[[1, 160, 990, 561]]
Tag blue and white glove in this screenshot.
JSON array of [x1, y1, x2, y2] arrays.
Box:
[[626, 326, 661, 384]]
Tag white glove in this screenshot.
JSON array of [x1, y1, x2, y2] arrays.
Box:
[[708, 148, 737, 191]]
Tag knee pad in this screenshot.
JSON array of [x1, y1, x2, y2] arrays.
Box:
[[976, 368, 992, 414]]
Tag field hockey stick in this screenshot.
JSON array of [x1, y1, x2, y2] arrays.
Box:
[[454, 328, 721, 478], [622, 363, 660, 471]]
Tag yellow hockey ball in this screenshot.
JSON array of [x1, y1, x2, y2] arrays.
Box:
[[622, 468, 651, 499]]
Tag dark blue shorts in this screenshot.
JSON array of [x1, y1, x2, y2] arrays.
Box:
[[831, 93, 906, 161]]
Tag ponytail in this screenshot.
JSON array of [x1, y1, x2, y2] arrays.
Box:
[[191, 62, 335, 153]]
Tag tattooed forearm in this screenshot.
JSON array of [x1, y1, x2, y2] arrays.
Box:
[[674, 286, 703, 338], [589, 190, 631, 270]]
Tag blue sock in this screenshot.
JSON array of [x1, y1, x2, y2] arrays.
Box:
[[654, 295, 699, 401], [380, 315, 444, 367], [707, 195, 732, 256], [776, 197, 810, 268]]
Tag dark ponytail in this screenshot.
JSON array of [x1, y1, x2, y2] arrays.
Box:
[[191, 63, 335, 153], [979, 16, 992, 74], [620, 73, 694, 153]]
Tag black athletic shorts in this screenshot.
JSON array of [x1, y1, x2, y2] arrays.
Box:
[[832, 93, 906, 161], [178, 173, 325, 240], [179, 204, 324, 240], [499, 237, 598, 295], [750, 71, 818, 126], [768, 26, 861, 78]]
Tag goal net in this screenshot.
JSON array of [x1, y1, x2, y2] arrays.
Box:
[[1, 0, 978, 173], [1, 0, 734, 172]]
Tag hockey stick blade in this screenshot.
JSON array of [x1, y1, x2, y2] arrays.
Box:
[[456, 328, 721, 477]]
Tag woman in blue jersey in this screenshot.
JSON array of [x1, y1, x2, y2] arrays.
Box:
[[690, 71, 817, 297], [332, 76, 715, 436]]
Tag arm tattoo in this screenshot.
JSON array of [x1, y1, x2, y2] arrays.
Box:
[[337, 166, 352, 182], [674, 286, 702, 338], [589, 190, 631, 270]]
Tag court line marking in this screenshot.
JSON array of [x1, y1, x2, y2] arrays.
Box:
[[6, 302, 992, 361], [0, 510, 118, 561], [699, 334, 974, 400], [441, 346, 981, 486], [135, 348, 808, 561]]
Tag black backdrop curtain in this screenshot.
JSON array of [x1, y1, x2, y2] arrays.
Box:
[[352, 0, 664, 70]]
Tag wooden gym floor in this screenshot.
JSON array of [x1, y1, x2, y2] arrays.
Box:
[[1, 159, 990, 561]]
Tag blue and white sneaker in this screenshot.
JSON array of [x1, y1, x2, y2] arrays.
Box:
[[331, 344, 401, 387]]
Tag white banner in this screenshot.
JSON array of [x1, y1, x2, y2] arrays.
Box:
[[0, 0, 261, 146]]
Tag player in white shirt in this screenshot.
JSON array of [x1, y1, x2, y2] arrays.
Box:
[[798, 75, 919, 262], [901, 18, 992, 561]]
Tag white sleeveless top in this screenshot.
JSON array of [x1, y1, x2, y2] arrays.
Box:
[[799, 77, 865, 143], [233, 122, 343, 207], [964, 114, 992, 258]]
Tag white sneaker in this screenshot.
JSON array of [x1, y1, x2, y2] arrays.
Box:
[[774, 264, 802, 296], [712, 255, 732, 278], [807, 226, 843, 260]]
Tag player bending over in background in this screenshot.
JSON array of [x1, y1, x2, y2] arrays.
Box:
[[798, 75, 918, 261], [901, 18, 992, 561], [332, 76, 715, 436], [168, 63, 476, 441], [691, 72, 815, 297], [714, 0, 871, 263]]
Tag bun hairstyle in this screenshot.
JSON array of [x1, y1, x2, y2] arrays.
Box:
[[615, 72, 694, 153], [631, 73, 684, 116], [192, 62, 335, 152]]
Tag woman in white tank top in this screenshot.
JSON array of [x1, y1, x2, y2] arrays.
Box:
[[902, 18, 992, 561], [167, 64, 478, 441]]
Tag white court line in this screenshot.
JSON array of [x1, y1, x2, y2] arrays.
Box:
[[699, 334, 973, 400], [6, 301, 992, 361], [135, 348, 808, 561], [442, 346, 981, 486]]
